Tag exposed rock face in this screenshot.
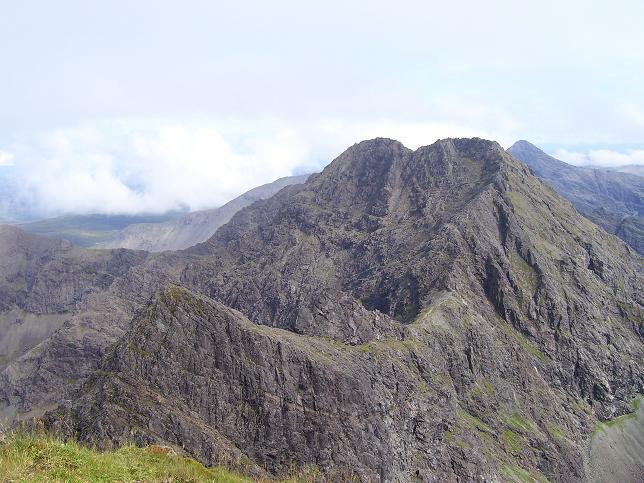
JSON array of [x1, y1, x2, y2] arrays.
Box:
[[0, 226, 147, 369], [0, 225, 192, 423], [508, 140, 644, 254], [2, 138, 643, 482], [96, 174, 310, 252]]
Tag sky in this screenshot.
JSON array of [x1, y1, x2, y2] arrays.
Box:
[[0, 0, 643, 217]]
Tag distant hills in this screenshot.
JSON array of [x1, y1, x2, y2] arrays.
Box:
[[606, 164, 644, 177], [96, 174, 310, 251], [508, 140, 644, 254], [7, 174, 310, 251], [16, 213, 185, 247]]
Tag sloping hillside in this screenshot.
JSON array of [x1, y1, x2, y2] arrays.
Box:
[[508, 140, 644, 254]]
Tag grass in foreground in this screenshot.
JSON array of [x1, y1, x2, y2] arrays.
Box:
[[0, 432, 250, 482]]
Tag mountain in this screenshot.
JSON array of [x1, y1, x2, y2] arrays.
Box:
[[613, 164, 644, 177], [16, 213, 185, 248], [2, 138, 642, 482], [508, 140, 644, 254], [96, 174, 311, 251]]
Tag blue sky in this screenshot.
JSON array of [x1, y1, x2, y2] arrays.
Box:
[[1, 0, 643, 216]]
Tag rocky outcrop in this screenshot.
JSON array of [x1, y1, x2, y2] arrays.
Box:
[[2, 138, 643, 481], [43, 286, 587, 481], [0, 225, 189, 423]]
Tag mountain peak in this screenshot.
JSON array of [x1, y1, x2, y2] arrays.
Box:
[[508, 139, 542, 153], [294, 137, 509, 223], [507, 139, 571, 172], [325, 137, 507, 180], [508, 139, 644, 254]]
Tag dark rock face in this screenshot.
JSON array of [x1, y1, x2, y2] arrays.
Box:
[[185, 139, 504, 341], [0, 225, 190, 421], [508, 140, 644, 254], [2, 138, 643, 482]]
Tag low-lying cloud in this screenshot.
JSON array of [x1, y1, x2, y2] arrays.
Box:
[[1, 118, 508, 218], [8, 117, 638, 219], [554, 148, 644, 168], [5, 123, 310, 216]]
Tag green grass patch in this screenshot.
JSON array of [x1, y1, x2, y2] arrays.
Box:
[[502, 429, 524, 454], [502, 463, 549, 483], [507, 413, 536, 434], [0, 432, 249, 482], [354, 337, 421, 354], [430, 371, 453, 387], [416, 381, 430, 395], [509, 251, 539, 296], [593, 396, 643, 437], [458, 408, 493, 433], [547, 424, 567, 441], [470, 378, 496, 399]]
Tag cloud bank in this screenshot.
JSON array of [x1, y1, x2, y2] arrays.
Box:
[[2, 117, 641, 219], [0, 118, 512, 217], [554, 148, 644, 168], [5, 123, 309, 216]]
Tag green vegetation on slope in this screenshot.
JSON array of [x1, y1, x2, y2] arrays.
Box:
[[0, 432, 249, 482], [593, 396, 642, 436], [16, 213, 184, 247]]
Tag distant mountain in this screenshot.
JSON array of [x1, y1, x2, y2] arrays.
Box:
[[16, 213, 184, 248], [508, 140, 644, 254], [3, 138, 641, 481], [610, 164, 644, 177], [96, 174, 311, 251]]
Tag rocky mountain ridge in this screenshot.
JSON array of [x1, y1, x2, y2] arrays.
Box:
[[1, 138, 642, 481]]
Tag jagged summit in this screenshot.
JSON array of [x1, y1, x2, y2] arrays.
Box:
[[200, 137, 515, 248], [323, 137, 508, 182]]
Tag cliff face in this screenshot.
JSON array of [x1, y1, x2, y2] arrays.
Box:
[[2, 138, 642, 481], [0, 225, 189, 422], [508, 140, 644, 254]]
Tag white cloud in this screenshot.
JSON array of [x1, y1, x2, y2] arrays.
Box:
[[0, 151, 14, 166], [3, 117, 522, 217], [10, 123, 310, 216], [554, 148, 644, 168], [619, 103, 644, 127]]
